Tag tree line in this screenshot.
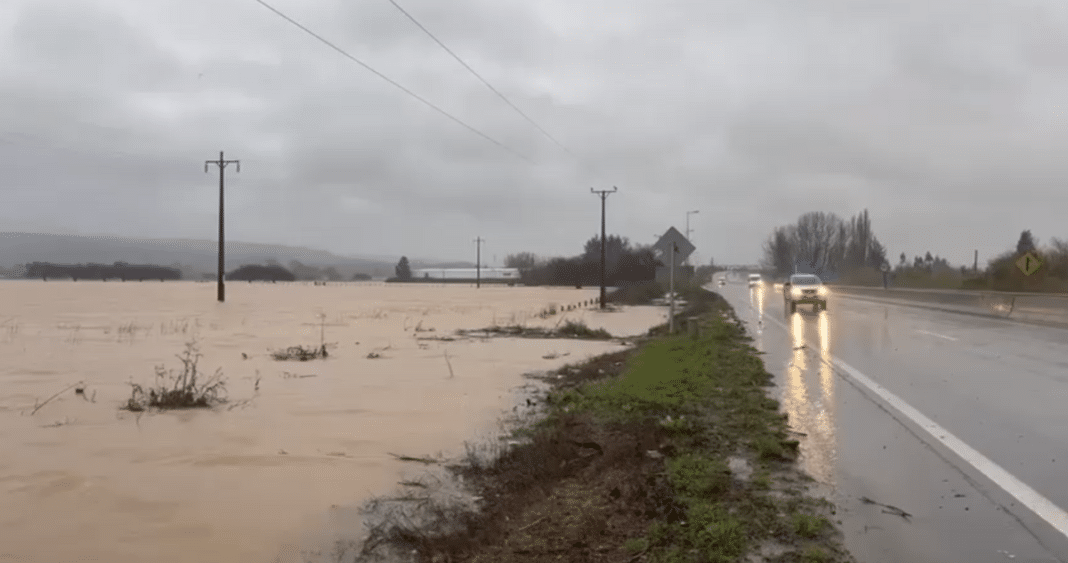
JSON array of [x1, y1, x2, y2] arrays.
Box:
[[228, 261, 373, 282], [502, 234, 662, 286], [22, 262, 182, 281], [9, 260, 375, 282], [762, 210, 1068, 292], [761, 209, 888, 282]]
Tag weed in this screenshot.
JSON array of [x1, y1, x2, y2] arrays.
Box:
[[271, 344, 329, 361], [557, 319, 613, 339], [272, 312, 338, 361], [1, 317, 21, 341], [684, 503, 748, 560], [623, 537, 649, 553], [792, 513, 829, 538], [30, 381, 86, 415], [122, 340, 226, 411], [160, 318, 192, 336], [799, 544, 832, 563], [667, 453, 731, 501], [117, 321, 143, 343]]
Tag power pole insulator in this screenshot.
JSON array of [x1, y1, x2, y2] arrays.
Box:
[[205, 151, 240, 303]]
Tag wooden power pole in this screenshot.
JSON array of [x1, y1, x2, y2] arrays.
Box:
[[474, 237, 484, 288], [205, 151, 240, 302], [591, 186, 618, 309]]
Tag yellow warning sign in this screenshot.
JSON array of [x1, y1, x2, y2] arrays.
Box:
[[1016, 251, 1042, 276]]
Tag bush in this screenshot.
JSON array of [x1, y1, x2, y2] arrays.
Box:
[[557, 320, 612, 339], [609, 281, 666, 305], [123, 341, 226, 411]]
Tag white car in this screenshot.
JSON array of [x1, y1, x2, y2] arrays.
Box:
[[783, 274, 828, 313], [748, 274, 763, 288]]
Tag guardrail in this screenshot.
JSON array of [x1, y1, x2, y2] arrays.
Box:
[[827, 284, 1068, 329]]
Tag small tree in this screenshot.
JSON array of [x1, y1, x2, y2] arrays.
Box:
[[395, 256, 412, 280], [504, 252, 538, 271], [1017, 230, 1037, 255]]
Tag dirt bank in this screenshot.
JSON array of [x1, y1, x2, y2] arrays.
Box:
[[350, 286, 856, 563]]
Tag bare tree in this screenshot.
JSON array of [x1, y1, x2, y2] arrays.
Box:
[[761, 226, 796, 278], [792, 211, 844, 275]]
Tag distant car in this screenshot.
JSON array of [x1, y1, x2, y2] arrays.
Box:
[[748, 274, 763, 288], [783, 274, 828, 313], [718, 278, 726, 287]]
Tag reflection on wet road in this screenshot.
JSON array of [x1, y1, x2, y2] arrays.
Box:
[[716, 281, 1066, 563]]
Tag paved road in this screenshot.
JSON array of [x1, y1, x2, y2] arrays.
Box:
[[711, 279, 1067, 563]]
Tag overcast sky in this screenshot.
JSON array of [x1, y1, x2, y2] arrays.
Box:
[[2, 0, 1067, 266]]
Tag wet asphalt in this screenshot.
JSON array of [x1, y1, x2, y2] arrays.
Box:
[[711, 280, 1067, 563]]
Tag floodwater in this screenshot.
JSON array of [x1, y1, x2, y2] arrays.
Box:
[[0, 281, 667, 563]]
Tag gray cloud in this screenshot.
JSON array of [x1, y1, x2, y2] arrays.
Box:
[[2, 0, 1068, 266]]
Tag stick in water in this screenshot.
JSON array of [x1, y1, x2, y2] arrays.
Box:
[[31, 381, 85, 415], [444, 350, 455, 378]]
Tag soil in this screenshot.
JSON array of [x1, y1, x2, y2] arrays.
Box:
[[413, 347, 680, 563]]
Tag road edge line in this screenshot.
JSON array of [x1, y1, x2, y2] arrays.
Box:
[[760, 309, 1068, 561]]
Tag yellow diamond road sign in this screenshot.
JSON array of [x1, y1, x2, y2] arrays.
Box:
[[1016, 251, 1042, 276]]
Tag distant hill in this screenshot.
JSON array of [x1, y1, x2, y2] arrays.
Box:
[[0, 233, 473, 280]]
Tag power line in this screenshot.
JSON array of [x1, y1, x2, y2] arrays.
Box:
[[383, 0, 575, 158], [250, 0, 535, 164]]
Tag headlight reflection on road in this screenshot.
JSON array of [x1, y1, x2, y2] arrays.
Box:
[[817, 310, 835, 416], [752, 284, 766, 318], [781, 307, 838, 487], [817, 310, 831, 355]]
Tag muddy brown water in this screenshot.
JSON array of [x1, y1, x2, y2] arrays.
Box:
[[0, 281, 667, 563]]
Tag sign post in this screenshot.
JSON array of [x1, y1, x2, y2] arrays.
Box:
[[669, 242, 676, 334]]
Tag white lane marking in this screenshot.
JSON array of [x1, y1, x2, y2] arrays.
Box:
[[756, 307, 1068, 552], [915, 329, 959, 341]]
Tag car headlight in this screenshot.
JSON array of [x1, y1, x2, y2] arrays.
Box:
[[818, 286, 828, 296], [791, 288, 802, 297]]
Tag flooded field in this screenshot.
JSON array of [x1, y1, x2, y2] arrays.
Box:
[[0, 280, 667, 563]]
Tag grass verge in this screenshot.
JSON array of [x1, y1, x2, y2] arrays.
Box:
[[344, 286, 854, 563]]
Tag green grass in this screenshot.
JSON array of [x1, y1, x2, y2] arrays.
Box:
[[623, 537, 649, 554], [799, 544, 833, 563], [557, 319, 612, 339], [539, 289, 853, 562], [792, 513, 830, 538]]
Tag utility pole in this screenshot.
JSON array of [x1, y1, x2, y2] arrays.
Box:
[[685, 210, 699, 267], [474, 237, 484, 288], [205, 151, 240, 302], [974, 250, 978, 273], [591, 186, 618, 309]]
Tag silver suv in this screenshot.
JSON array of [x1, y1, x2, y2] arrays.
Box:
[[783, 274, 828, 313]]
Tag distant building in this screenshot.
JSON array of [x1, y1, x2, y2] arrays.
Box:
[[411, 267, 520, 282]]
